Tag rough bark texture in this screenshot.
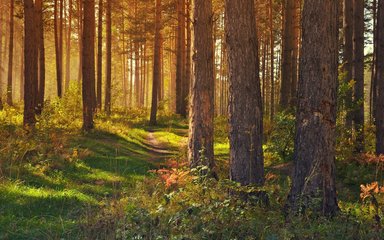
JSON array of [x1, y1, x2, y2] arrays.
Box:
[[176, 0, 186, 117], [188, 0, 215, 169], [343, 0, 353, 128], [7, 0, 14, 106], [225, 0, 264, 185], [280, 0, 299, 110], [286, 0, 339, 216], [353, 0, 365, 153], [150, 0, 162, 125], [97, 0, 103, 110], [104, 0, 112, 115], [376, 0, 384, 155], [36, 0, 45, 114], [23, 0, 38, 126], [82, 0, 96, 130]]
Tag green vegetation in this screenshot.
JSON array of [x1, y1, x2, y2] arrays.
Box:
[[0, 101, 383, 239]]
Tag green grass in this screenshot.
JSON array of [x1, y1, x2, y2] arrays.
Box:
[[0, 108, 182, 239]]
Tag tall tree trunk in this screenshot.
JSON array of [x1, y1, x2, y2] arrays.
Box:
[[77, 0, 83, 82], [286, 0, 339, 216], [150, 0, 162, 125], [23, 0, 38, 126], [269, 0, 274, 120], [36, 0, 45, 114], [343, 0, 353, 129], [7, 0, 14, 106], [353, 0, 365, 153], [104, 0, 112, 114], [225, 0, 264, 185], [65, 0, 72, 91], [0, 5, 3, 110], [97, 0, 103, 110], [54, 0, 63, 97], [188, 0, 215, 169], [176, 0, 186, 116], [370, 0, 377, 124], [375, 0, 384, 154], [82, 0, 96, 130], [184, 0, 191, 116]]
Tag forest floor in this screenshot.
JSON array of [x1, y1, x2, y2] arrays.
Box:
[[0, 105, 384, 239]]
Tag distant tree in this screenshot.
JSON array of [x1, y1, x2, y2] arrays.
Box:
[[150, 0, 162, 125], [54, 0, 63, 97], [104, 0, 112, 115], [176, 0, 186, 117], [65, 0, 73, 91], [7, 0, 14, 106], [188, 0, 215, 169], [36, 0, 45, 115], [353, 0, 365, 153], [343, 0, 353, 128], [375, 0, 384, 154], [82, 0, 96, 130], [97, 0, 103, 110], [286, 0, 339, 216], [225, 0, 264, 185], [280, 0, 299, 110], [23, 0, 38, 126]]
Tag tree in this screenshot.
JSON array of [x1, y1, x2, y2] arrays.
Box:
[[280, 0, 299, 110], [188, 0, 215, 169], [150, 0, 162, 125], [104, 0, 112, 115], [36, 0, 45, 114], [82, 0, 96, 130], [343, 0, 354, 128], [376, 0, 384, 155], [286, 0, 339, 216], [54, 0, 63, 97], [97, 0, 103, 110], [176, 0, 186, 117], [353, 0, 365, 152], [23, 0, 38, 126], [65, 0, 72, 91], [225, 0, 264, 185], [7, 0, 14, 106]]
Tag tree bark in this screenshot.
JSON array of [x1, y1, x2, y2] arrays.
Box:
[[286, 0, 339, 216], [225, 0, 264, 186], [343, 0, 354, 129], [176, 0, 186, 117], [353, 0, 365, 153], [82, 0, 96, 130], [23, 0, 38, 126], [36, 0, 45, 114], [188, 0, 215, 169], [65, 0, 72, 91], [150, 0, 162, 125], [376, 0, 384, 155], [104, 0, 112, 115], [7, 0, 14, 106], [54, 0, 63, 97]]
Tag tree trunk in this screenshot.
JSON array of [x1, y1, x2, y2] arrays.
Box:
[[54, 0, 63, 97], [150, 0, 162, 125], [286, 0, 339, 216], [77, 0, 83, 82], [97, 0, 103, 110], [188, 0, 215, 169], [65, 0, 72, 91], [343, 0, 353, 129], [0, 5, 3, 110], [225, 0, 264, 186], [176, 0, 186, 117], [23, 0, 38, 126], [36, 0, 45, 114], [353, 0, 365, 153], [82, 0, 96, 130], [269, 0, 274, 120], [375, 0, 384, 155], [104, 0, 112, 114], [7, 0, 14, 106]]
